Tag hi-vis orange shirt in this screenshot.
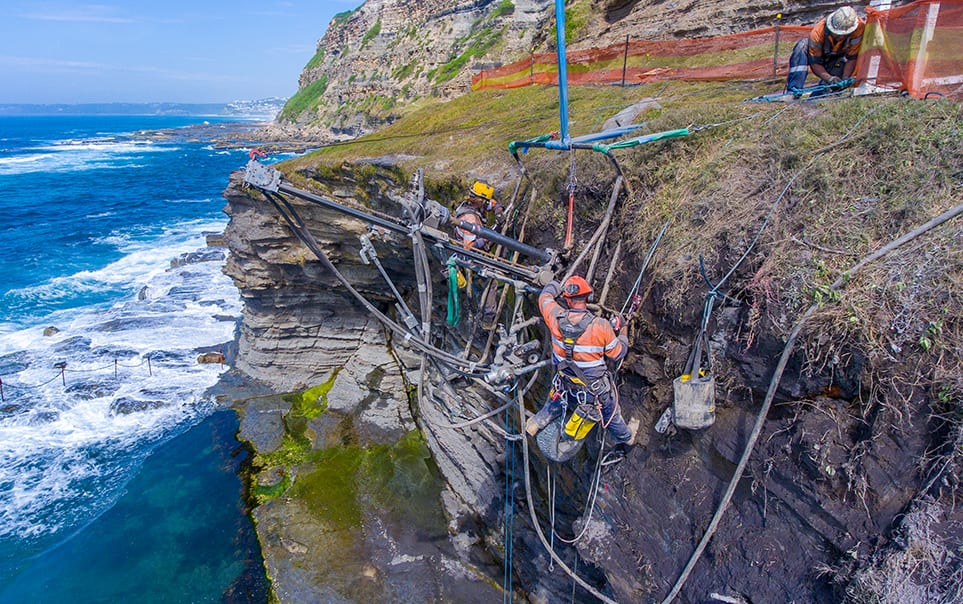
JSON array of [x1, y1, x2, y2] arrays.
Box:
[[539, 291, 628, 380], [808, 17, 866, 63]]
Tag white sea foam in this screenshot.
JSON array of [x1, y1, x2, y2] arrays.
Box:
[[0, 220, 240, 541], [0, 139, 176, 176], [4, 218, 229, 313]]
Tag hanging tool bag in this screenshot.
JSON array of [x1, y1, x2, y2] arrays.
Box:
[[673, 329, 716, 430]]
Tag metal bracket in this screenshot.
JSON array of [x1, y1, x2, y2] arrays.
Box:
[[358, 234, 376, 265], [243, 158, 282, 192]]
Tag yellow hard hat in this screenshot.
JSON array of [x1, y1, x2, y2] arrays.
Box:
[[469, 180, 494, 201]]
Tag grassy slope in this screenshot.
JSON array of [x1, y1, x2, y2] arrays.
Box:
[[289, 78, 962, 414]]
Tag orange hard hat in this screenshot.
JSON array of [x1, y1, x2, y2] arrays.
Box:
[[562, 276, 593, 298]]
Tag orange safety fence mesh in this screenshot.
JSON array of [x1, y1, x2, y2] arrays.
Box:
[[471, 0, 962, 99], [855, 0, 963, 99], [471, 25, 810, 90]]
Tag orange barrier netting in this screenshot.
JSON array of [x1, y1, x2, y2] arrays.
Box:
[[855, 0, 963, 99], [472, 25, 810, 90], [472, 0, 962, 99]]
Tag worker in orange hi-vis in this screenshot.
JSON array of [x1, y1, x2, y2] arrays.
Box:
[[526, 275, 639, 461], [786, 6, 866, 94], [452, 180, 503, 251], [449, 180, 505, 325]]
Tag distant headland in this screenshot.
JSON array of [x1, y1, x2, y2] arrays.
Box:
[[0, 98, 286, 118]]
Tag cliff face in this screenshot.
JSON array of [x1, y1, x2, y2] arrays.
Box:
[[274, 0, 874, 140], [273, 0, 552, 140], [222, 1, 961, 601], [220, 110, 962, 601], [221, 166, 522, 599]]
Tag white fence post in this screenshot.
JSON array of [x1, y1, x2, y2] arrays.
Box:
[[855, 0, 894, 95]]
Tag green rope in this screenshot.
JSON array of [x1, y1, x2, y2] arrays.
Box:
[[591, 127, 690, 153], [508, 132, 556, 155], [446, 257, 461, 327]]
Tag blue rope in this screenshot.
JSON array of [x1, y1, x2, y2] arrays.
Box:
[[503, 381, 517, 603]]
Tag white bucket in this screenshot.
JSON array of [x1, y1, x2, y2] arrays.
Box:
[[672, 374, 716, 430]]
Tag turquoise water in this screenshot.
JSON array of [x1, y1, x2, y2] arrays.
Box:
[[0, 410, 267, 603], [0, 115, 277, 602]]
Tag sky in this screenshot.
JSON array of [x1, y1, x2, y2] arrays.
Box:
[[0, 1, 361, 104]]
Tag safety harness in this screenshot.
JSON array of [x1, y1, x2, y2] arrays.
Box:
[[815, 25, 855, 70], [554, 310, 614, 424]]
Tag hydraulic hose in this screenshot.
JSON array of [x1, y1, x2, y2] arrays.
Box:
[[263, 191, 489, 373]]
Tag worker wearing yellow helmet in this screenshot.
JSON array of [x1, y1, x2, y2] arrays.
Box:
[[453, 180, 504, 251]]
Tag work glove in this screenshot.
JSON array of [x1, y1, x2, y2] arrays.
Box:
[[826, 76, 842, 85], [542, 280, 562, 298], [492, 204, 506, 226], [609, 313, 624, 332]]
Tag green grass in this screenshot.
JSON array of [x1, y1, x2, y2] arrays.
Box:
[[303, 47, 325, 70], [392, 60, 418, 80], [360, 18, 381, 51], [492, 0, 515, 19], [288, 83, 659, 175], [433, 25, 503, 83], [278, 75, 329, 122], [565, 0, 590, 43], [332, 9, 356, 26]]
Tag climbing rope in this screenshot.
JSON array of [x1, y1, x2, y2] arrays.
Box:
[[564, 148, 577, 250], [517, 383, 619, 604], [621, 217, 671, 318], [446, 257, 461, 327], [503, 376, 518, 603], [550, 429, 610, 546]]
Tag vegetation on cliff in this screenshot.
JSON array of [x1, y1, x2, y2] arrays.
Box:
[[270, 77, 962, 601]]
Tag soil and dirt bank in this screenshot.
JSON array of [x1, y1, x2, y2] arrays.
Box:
[[218, 78, 962, 602]]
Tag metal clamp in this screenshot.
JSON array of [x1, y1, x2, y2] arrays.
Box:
[[242, 158, 282, 192]]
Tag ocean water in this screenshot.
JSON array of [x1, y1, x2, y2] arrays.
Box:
[[0, 115, 273, 602]]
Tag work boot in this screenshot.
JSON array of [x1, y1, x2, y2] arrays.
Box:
[[603, 442, 632, 466], [614, 442, 632, 456], [626, 417, 640, 446]]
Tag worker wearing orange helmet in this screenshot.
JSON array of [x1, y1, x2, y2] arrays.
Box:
[[526, 275, 637, 457], [453, 180, 503, 251], [786, 6, 866, 94]]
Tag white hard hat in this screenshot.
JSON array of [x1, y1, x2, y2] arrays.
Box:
[[827, 6, 859, 36]]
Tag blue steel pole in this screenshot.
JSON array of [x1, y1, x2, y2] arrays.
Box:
[[554, 0, 571, 147]]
